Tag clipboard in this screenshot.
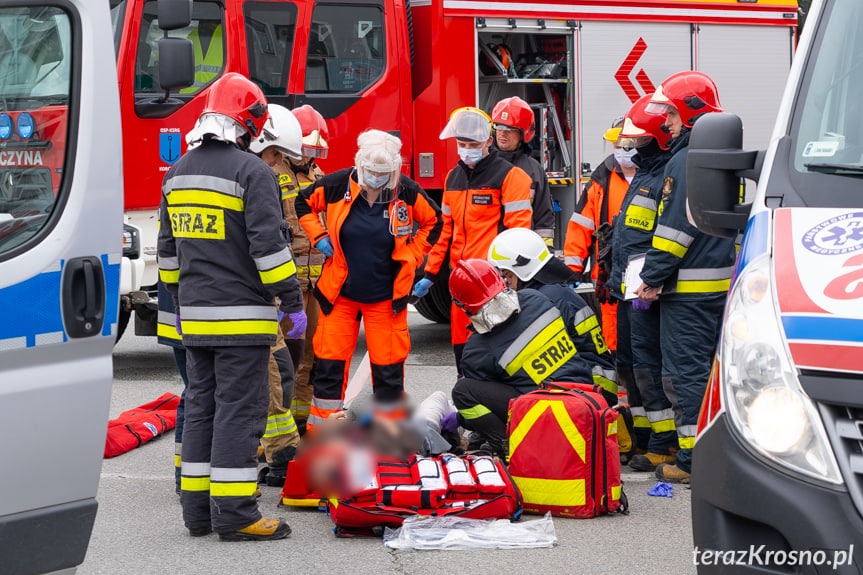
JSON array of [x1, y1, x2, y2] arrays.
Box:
[[623, 254, 661, 300]]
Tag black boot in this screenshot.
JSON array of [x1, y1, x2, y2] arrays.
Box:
[[265, 446, 297, 487]]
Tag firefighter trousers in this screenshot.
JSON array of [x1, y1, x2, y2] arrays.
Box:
[[660, 296, 725, 473], [281, 288, 320, 424], [172, 347, 188, 493], [616, 299, 651, 451], [630, 300, 677, 455], [308, 296, 409, 430], [261, 329, 300, 465], [181, 345, 269, 533], [452, 378, 523, 442]]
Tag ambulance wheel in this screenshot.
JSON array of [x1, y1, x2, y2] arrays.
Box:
[[115, 308, 131, 344], [414, 292, 449, 323]]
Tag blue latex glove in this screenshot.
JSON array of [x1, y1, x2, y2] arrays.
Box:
[[414, 278, 433, 297], [277, 310, 286, 323], [632, 299, 652, 312], [175, 315, 182, 336], [440, 412, 459, 433], [285, 310, 308, 339], [315, 236, 334, 258], [647, 481, 673, 498]]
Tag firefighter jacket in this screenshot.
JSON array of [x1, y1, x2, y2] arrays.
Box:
[[424, 150, 533, 282], [461, 289, 595, 393], [639, 132, 737, 299], [608, 145, 673, 300], [157, 139, 304, 347], [274, 159, 325, 291], [295, 169, 442, 316], [497, 144, 555, 244], [563, 155, 629, 278]]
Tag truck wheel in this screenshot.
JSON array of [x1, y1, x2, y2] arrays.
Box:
[[116, 308, 131, 344], [414, 294, 448, 323]]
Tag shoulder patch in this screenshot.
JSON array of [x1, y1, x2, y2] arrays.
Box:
[[662, 177, 674, 197]]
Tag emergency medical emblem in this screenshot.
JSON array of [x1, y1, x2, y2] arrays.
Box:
[[801, 212, 863, 255], [397, 204, 408, 222], [662, 177, 674, 197]]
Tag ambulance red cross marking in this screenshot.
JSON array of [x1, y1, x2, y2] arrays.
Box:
[[615, 38, 656, 103]]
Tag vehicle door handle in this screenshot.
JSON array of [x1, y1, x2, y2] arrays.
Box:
[[61, 256, 105, 338]]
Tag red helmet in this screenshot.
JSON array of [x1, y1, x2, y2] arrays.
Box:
[[202, 72, 269, 138], [492, 96, 535, 142], [292, 105, 329, 159], [449, 259, 508, 315], [648, 71, 722, 128], [619, 94, 674, 150]]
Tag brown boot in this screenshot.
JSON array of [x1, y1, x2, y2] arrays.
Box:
[[629, 452, 676, 472], [219, 517, 291, 542], [655, 463, 691, 484]]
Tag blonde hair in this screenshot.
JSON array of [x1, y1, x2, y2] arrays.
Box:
[[355, 129, 403, 190]]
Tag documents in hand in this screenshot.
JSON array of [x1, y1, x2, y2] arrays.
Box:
[[623, 254, 661, 300]]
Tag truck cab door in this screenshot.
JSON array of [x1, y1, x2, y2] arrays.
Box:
[[0, 1, 122, 573]]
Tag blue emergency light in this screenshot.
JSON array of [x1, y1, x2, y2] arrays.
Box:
[[0, 114, 10, 140], [17, 113, 34, 139]]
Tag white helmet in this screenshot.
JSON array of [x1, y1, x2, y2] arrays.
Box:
[[487, 228, 551, 282], [248, 104, 303, 159]]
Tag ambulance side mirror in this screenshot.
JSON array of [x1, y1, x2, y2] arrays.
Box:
[[687, 113, 764, 239], [156, 0, 194, 94]]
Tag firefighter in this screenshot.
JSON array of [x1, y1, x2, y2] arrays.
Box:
[[180, 19, 223, 94], [450, 259, 594, 457], [608, 95, 677, 470], [295, 129, 442, 432], [416, 107, 533, 374], [563, 117, 636, 352], [491, 97, 555, 246], [248, 104, 307, 487], [486, 227, 617, 404], [634, 71, 733, 483], [282, 104, 328, 430], [157, 73, 303, 541]]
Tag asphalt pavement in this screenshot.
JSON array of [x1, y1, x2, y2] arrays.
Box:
[[80, 310, 695, 575]]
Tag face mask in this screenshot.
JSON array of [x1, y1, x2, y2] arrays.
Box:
[[364, 173, 390, 190], [614, 148, 637, 168], [458, 147, 484, 166]]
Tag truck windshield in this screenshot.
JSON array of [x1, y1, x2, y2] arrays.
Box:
[[793, 0, 863, 177]]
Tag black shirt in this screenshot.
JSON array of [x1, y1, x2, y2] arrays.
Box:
[[339, 197, 397, 303]]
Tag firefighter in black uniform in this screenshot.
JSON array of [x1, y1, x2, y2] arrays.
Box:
[[609, 95, 677, 471], [635, 71, 734, 483], [449, 259, 594, 456], [157, 73, 304, 541]]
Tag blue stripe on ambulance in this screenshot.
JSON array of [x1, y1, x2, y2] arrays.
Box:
[[733, 210, 769, 282], [781, 315, 863, 343], [102, 253, 121, 338]]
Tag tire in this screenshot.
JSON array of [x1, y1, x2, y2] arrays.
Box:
[[115, 308, 131, 344], [414, 294, 448, 323]]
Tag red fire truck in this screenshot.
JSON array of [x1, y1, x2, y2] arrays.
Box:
[[106, 0, 798, 336]]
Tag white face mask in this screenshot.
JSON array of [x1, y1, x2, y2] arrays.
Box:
[[364, 172, 390, 190], [458, 147, 484, 166], [614, 148, 637, 168]]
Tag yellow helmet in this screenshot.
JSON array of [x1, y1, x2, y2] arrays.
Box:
[[440, 107, 492, 142]]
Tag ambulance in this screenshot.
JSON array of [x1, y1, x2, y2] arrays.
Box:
[[107, 0, 799, 334], [688, 0, 863, 569]]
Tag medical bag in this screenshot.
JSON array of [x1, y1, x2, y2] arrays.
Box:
[[104, 392, 180, 458], [507, 384, 627, 518], [326, 454, 522, 537]]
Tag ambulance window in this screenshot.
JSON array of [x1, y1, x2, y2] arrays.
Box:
[[134, 0, 224, 95], [0, 6, 73, 255], [305, 4, 385, 94], [243, 1, 298, 95]]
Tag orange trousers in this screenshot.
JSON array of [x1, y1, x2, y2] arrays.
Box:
[[307, 297, 409, 430], [601, 300, 618, 351]]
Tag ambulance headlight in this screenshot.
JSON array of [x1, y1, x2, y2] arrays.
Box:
[[0, 114, 11, 140], [122, 223, 139, 258], [17, 113, 34, 139], [720, 254, 841, 485]]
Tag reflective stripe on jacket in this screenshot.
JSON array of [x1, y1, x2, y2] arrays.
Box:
[[275, 160, 325, 291]]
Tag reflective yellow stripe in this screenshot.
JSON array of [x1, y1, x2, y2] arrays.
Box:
[[181, 476, 210, 492], [168, 189, 244, 211], [513, 476, 585, 507], [678, 436, 696, 449], [296, 265, 324, 276], [328, 497, 339, 509], [210, 482, 257, 497], [633, 416, 651, 429], [259, 260, 297, 284], [607, 420, 617, 436], [263, 412, 298, 438], [611, 485, 621, 501], [282, 497, 322, 507], [181, 320, 278, 336], [157, 323, 182, 340], [174, 455, 181, 468], [458, 404, 491, 419], [675, 279, 731, 293], [624, 205, 656, 231], [592, 374, 618, 396], [574, 315, 600, 335], [509, 400, 586, 462], [159, 269, 179, 283], [652, 236, 688, 258], [653, 419, 677, 433]]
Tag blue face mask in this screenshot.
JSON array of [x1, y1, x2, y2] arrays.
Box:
[[364, 173, 390, 190], [458, 147, 484, 166]]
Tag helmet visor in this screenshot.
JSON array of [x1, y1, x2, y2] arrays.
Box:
[[617, 135, 654, 150], [470, 289, 520, 334], [302, 130, 329, 158], [440, 109, 492, 142], [645, 102, 673, 117]]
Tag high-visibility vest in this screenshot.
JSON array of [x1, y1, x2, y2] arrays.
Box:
[[180, 25, 223, 94]]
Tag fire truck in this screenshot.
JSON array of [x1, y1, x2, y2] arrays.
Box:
[[106, 0, 798, 337]]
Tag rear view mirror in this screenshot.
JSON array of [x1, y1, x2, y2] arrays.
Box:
[[158, 0, 191, 30], [158, 37, 194, 91], [687, 113, 762, 238]]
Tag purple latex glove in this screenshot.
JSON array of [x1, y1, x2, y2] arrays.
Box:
[[440, 411, 459, 433], [647, 481, 673, 498], [175, 315, 182, 336], [285, 310, 308, 339], [632, 298, 652, 312]]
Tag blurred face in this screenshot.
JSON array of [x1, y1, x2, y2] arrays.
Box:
[[494, 126, 522, 152], [500, 268, 520, 290], [664, 107, 684, 138], [261, 147, 282, 167]]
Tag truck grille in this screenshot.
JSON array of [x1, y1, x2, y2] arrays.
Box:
[[820, 403, 863, 518]]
